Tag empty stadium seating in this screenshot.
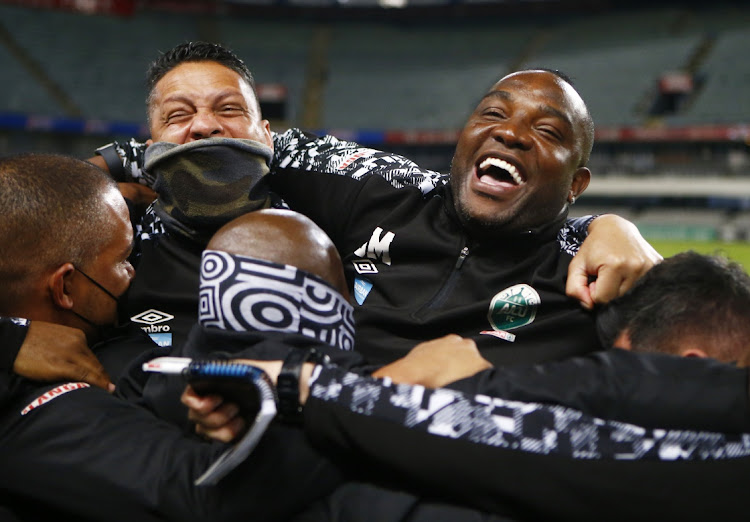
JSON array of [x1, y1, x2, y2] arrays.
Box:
[[0, 2, 747, 242]]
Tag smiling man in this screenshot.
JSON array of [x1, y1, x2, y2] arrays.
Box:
[[269, 68, 619, 366], [450, 70, 592, 236], [146, 58, 274, 147]]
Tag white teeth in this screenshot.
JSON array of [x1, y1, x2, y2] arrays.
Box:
[[479, 157, 524, 185]]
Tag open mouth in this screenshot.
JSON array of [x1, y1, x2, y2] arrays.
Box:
[[477, 157, 525, 187]]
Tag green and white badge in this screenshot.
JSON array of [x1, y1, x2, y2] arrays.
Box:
[[487, 284, 540, 331]]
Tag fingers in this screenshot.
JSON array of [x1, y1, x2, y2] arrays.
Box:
[[374, 334, 490, 388], [71, 360, 114, 392], [588, 253, 660, 305], [182, 386, 246, 443], [67, 342, 114, 391], [195, 417, 247, 444], [117, 183, 157, 205], [568, 214, 663, 308], [565, 257, 595, 310], [586, 266, 624, 305]]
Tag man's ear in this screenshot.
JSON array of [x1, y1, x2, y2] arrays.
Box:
[[260, 119, 273, 150], [569, 166, 591, 202], [48, 263, 76, 310]]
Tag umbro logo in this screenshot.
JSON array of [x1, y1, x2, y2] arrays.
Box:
[[353, 260, 378, 274], [130, 309, 174, 325]]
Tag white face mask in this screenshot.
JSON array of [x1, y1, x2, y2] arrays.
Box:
[[199, 250, 355, 352]]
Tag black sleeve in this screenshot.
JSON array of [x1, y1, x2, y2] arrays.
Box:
[[447, 348, 750, 432], [564, 214, 597, 237], [0, 382, 341, 522], [271, 128, 447, 193], [303, 364, 749, 521]]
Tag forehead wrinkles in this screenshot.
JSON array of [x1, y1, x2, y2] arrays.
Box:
[[493, 76, 578, 119], [152, 63, 258, 112]]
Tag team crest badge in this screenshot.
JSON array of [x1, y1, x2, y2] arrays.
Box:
[[487, 284, 540, 332]]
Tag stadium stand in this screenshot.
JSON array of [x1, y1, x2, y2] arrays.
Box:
[[0, 0, 747, 243], [322, 20, 531, 130], [218, 18, 311, 124], [1, 6, 200, 121]]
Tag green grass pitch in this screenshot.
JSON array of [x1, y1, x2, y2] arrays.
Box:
[[648, 239, 750, 273]]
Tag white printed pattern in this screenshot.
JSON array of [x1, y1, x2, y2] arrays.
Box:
[[311, 367, 750, 462], [200, 251, 355, 351]]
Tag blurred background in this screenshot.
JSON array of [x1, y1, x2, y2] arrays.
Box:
[[1, 0, 748, 266]]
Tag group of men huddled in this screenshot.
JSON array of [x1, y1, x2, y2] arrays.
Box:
[[1, 42, 749, 521]]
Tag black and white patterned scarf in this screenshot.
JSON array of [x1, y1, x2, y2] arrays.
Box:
[[199, 250, 355, 351]]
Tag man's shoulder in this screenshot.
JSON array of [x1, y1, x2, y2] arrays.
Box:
[[272, 128, 448, 195], [558, 215, 596, 256]]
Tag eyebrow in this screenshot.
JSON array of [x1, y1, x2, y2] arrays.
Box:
[[160, 89, 245, 107], [538, 104, 573, 130], [480, 90, 574, 130], [479, 90, 512, 104]]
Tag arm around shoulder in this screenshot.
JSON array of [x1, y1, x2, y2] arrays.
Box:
[[567, 214, 662, 309]]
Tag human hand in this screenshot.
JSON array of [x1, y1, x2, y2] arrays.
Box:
[[567, 214, 662, 309], [182, 385, 247, 443], [182, 357, 316, 443], [372, 334, 492, 388], [14, 321, 113, 391]]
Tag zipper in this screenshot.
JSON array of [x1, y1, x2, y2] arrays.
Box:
[[455, 246, 469, 269], [413, 245, 470, 319]]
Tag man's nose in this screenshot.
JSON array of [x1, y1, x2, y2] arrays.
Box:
[[188, 110, 223, 140], [491, 120, 532, 150]]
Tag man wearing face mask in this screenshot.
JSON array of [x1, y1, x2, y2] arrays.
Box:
[[0, 153, 349, 522], [0, 154, 155, 400]]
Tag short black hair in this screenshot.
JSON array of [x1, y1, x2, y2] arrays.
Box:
[[0, 154, 118, 311], [597, 251, 750, 362], [145, 41, 258, 117]]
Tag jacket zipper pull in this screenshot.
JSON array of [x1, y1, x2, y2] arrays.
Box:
[[455, 246, 469, 269]]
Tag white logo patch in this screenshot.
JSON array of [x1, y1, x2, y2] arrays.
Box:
[[354, 227, 395, 266], [22, 382, 90, 415], [130, 309, 174, 325], [353, 260, 379, 274]]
